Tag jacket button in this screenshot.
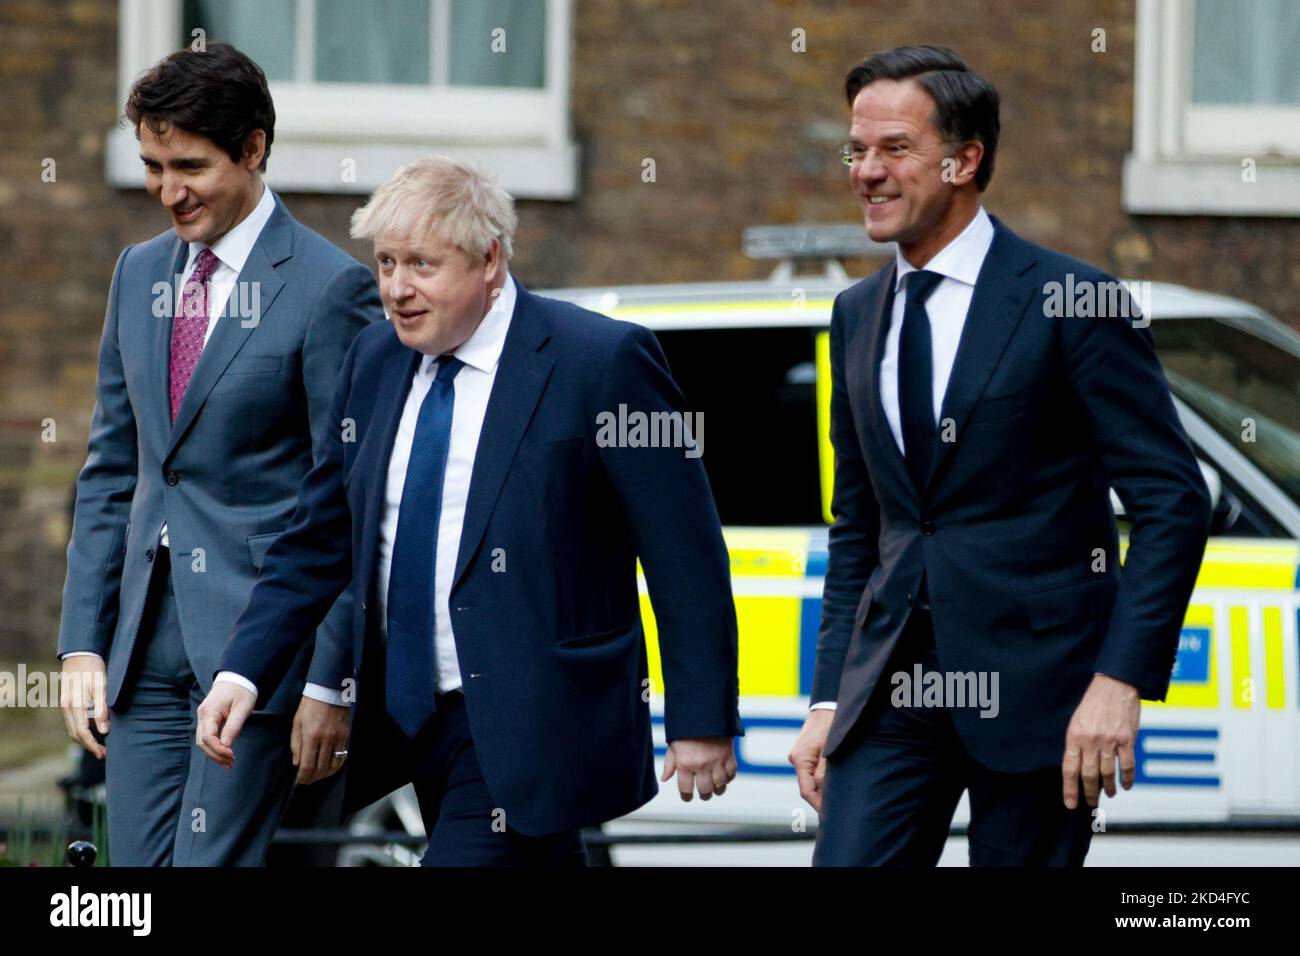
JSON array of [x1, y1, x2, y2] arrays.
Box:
[[145, 547, 155, 561], [166, 471, 179, 486], [921, 521, 936, 535]]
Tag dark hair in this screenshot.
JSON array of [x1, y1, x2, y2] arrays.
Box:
[[845, 45, 999, 192], [125, 42, 275, 171]]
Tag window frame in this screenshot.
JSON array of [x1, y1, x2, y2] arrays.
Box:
[[106, 0, 579, 198], [1123, 0, 1300, 216]]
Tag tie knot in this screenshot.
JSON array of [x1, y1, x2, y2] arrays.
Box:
[[191, 248, 220, 283], [434, 355, 465, 384], [904, 269, 944, 305]]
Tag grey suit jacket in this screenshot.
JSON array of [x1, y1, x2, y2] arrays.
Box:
[[57, 192, 383, 714]]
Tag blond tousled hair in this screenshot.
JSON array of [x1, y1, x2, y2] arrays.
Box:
[[350, 155, 517, 262]]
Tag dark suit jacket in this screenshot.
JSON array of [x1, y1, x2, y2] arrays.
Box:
[[58, 193, 382, 713], [815, 215, 1212, 772], [219, 282, 742, 835]]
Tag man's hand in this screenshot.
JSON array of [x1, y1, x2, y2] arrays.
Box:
[[789, 709, 834, 811], [60, 655, 109, 759], [291, 696, 351, 785], [662, 737, 737, 801], [1062, 673, 1141, 810], [196, 681, 257, 769]]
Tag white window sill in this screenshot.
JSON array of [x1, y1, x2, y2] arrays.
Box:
[[105, 126, 580, 200], [1123, 154, 1300, 216]]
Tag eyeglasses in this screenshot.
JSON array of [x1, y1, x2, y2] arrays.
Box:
[[839, 143, 909, 167], [839, 141, 956, 167]]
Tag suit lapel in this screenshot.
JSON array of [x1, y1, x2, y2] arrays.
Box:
[[164, 197, 291, 463], [451, 284, 553, 593], [923, 216, 1039, 496], [152, 236, 189, 452], [355, 346, 423, 610], [856, 262, 918, 508]]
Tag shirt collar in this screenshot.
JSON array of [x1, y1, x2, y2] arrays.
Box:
[[421, 272, 516, 376], [186, 183, 277, 276], [893, 205, 994, 292]]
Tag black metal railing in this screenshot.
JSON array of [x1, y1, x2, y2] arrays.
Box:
[[3, 817, 1297, 868]]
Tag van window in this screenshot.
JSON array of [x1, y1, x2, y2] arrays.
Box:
[[653, 327, 824, 526], [1155, 318, 1300, 510]]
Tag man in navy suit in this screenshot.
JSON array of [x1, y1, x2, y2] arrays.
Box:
[[57, 44, 382, 865], [197, 156, 742, 864], [788, 46, 1211, 865]]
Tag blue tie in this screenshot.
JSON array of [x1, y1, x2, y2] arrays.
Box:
[[386, 355, 465, 738], [898, 270, 944, 493]]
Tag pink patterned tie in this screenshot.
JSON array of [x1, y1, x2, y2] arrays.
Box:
[[169, 247, 220, 424]]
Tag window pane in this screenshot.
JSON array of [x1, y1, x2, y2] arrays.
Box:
[[449, 0, 546, 88], [315, 0, 430, 85], [653, 328, 823, 527], [1192, 0, 1300, 105], [182, 0, 296, 82]]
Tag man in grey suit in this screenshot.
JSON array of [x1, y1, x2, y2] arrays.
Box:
[[57, 43, 383, 865]]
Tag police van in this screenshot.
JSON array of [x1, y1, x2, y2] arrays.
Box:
[[337, 228, 1300, 864]]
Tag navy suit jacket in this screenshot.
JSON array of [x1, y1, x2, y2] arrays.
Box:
[[219, 283, 742, 835], [816, 215, 1212, 771], [58, 193, 382, 713]]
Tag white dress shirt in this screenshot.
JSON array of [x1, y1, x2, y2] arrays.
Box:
[[215, 274, 518, 702], [879, 204, 994, 454], [810, 206, 995, 712], [161, 183, 277, 548], [375, 274, 516, 693]]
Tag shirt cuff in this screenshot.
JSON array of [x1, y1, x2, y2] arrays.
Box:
[[302, 682, 347, 707], [61, 651, 104, 661], [214, 671, 258, 698], [809, 701, 838, 711]]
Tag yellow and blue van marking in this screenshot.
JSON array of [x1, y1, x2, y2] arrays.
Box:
[[639, 533, 1298, 787], [640, 535, 1299, 715]]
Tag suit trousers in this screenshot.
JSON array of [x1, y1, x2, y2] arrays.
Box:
[[814, 607, 1095, 866], [355, 690, 588, 867], [105, 545, 298, 866]]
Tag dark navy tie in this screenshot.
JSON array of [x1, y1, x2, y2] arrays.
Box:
[[898, 270, 945, 493], [386, 355, 464, 738]]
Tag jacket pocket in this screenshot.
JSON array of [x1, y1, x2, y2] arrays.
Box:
[[225, 354, 283, 375], [518, 433, 586, 464], [967, 384, 1034, 425], [1024, 576, 1117, 631], [555, 623, 637, 655], [247, 530, 283, 570]]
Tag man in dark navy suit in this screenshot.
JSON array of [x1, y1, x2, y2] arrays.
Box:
[[197, 156, 742, 865], [788, 46, 1211, 865]]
